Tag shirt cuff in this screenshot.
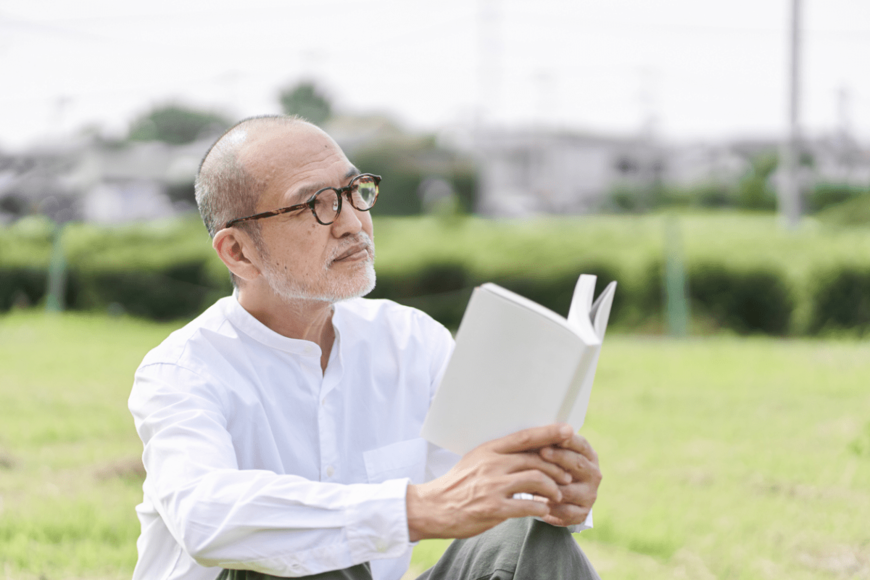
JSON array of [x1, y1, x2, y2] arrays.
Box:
[[567, 508, 593, 533], [514, 493, 593, 532], [345, 478, 411, 562]]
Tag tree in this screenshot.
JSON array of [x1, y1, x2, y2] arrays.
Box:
[[278, 82, 332, 126], [128, 104, 230, 145], [736, 152, 778, 210]]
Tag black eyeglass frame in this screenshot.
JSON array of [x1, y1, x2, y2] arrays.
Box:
[[223, 173, 382, 229]]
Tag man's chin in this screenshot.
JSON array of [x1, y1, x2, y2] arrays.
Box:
[[326, 260, 377, 302], [340, 262, 377, 301], [269, 263, 376, 305]]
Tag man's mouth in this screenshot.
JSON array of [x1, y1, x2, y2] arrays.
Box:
[[332, 243, 371, 263]]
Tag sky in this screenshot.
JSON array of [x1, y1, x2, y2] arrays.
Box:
[[1, 0, 869, 150]]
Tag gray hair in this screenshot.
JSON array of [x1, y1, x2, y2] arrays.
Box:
[[194, 114, 306, 238], [194, 115, 305, 287]]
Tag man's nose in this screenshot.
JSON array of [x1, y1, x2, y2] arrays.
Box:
[[331, 200, 364, 236]]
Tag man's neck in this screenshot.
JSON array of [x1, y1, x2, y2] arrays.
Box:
[[237, 288, 337, 372]]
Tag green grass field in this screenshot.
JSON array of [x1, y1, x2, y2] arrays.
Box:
[[1, 311, 868, 579]]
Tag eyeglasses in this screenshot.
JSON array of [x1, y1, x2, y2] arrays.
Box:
[[224, 173, 381, 229]]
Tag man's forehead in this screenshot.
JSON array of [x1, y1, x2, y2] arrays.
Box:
[[235, 122, 356, 205], [239, 122, 339, 166]]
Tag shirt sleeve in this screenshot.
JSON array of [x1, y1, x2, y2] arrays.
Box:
[[130, 362, 412, 577]]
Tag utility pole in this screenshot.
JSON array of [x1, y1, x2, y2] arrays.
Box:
[[779, 0, 802, 229], [637, 67, 661, 208], [476, 0, 501, 128]]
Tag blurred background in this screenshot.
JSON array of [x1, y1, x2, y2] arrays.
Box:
[[1, 1, 869, 579]]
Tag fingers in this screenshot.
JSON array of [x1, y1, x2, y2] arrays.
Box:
[[539, 446, 601, 483], [504, 469, 564, 504], [509, 451, 573, 485], [539, 481, 596, 527], [489, 423, 575, 454], [556, 433, 599, 464], [540, 502, 590, 527], [558, 480, 598, 509], [539, 479, 598, 526], [502, 497, 551, 520]]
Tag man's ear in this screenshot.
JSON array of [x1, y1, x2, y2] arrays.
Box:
[[213, 228, 262, 283]]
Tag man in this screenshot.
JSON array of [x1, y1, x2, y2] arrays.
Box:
[[129, 115, 602, 580]]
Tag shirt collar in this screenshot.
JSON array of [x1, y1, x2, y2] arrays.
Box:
[[221, 295, 339, 357]]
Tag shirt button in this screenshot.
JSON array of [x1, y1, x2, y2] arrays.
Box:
[[321, 398, 326, 406], [326, 466, 335, 478], [375, 540, 388, 553]]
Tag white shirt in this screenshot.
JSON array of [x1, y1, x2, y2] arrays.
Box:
[[129, 296, 459, 580]]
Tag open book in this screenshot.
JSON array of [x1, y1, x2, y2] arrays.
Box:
[[420, 274, 617, 456]]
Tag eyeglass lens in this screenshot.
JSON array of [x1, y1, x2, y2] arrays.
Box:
[[311, 175, 378, 224]]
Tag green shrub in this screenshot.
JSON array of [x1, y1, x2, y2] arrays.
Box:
[[370, 262, 624, 330], [369, 262, 471, 327], [4, 213, 870, 336], [694, 183, 736, 208], [817, 194, 870, 228], [809, 268, 870, 334], [73, 260, 219, 321], [493, 265, 623, 322], [0, 268, 47, 311], [807, 183, 870, 213], [606, 185, 655, 213], [688, 264, 794, 335]]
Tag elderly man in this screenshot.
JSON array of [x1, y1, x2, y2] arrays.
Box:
[[129, 116, 602, 580]]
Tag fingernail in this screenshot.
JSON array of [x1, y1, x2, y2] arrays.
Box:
[[559, 425, 573, 438]]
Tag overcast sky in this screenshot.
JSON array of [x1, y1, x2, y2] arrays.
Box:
[[1, 0, 869, 149]]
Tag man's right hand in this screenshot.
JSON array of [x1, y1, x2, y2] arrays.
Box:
[[406, 424, 575, 542]]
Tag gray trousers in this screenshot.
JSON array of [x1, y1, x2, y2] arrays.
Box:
[[217, 518, 601, 580]]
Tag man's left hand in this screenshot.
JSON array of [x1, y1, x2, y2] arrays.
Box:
[[537, 433, 602, 527]]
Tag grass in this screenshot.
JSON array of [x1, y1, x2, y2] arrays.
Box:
[[1, 311, 869, 579], [0, 312, 174, 579]]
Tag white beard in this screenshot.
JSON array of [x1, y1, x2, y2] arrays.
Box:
[[259, 232, 376, 304]]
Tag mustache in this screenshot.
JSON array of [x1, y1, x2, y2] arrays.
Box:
[[329, 232, 375, 262]]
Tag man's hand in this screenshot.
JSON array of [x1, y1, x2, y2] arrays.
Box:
[[406, 424, 576, 542], [536, 433, 602, 528]]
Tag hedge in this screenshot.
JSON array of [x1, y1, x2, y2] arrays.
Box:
[[2, 213, 870, 335], [809, 268, 870, 334], [687, 264, 795, 335]]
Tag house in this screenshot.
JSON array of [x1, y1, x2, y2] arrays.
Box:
[[468, 127, 664, 216], [466, 127, 870, 216]]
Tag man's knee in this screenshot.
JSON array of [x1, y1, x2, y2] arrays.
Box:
[[422, 518, 599, 580]]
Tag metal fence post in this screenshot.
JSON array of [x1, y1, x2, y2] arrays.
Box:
[[663, 215, 690, 337], [45, 221, 67, 313]]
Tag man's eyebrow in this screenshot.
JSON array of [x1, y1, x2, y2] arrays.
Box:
[[288, 167, 362, 204]]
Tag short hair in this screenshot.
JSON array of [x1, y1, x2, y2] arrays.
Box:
[[194, 114, 305, 239], [194, 115, 305, 287]]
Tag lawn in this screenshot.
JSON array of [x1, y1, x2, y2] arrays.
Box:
[[0, 311, 868, 579]]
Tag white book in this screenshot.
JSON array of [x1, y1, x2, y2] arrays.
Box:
[[421, 274, 617, 456]]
